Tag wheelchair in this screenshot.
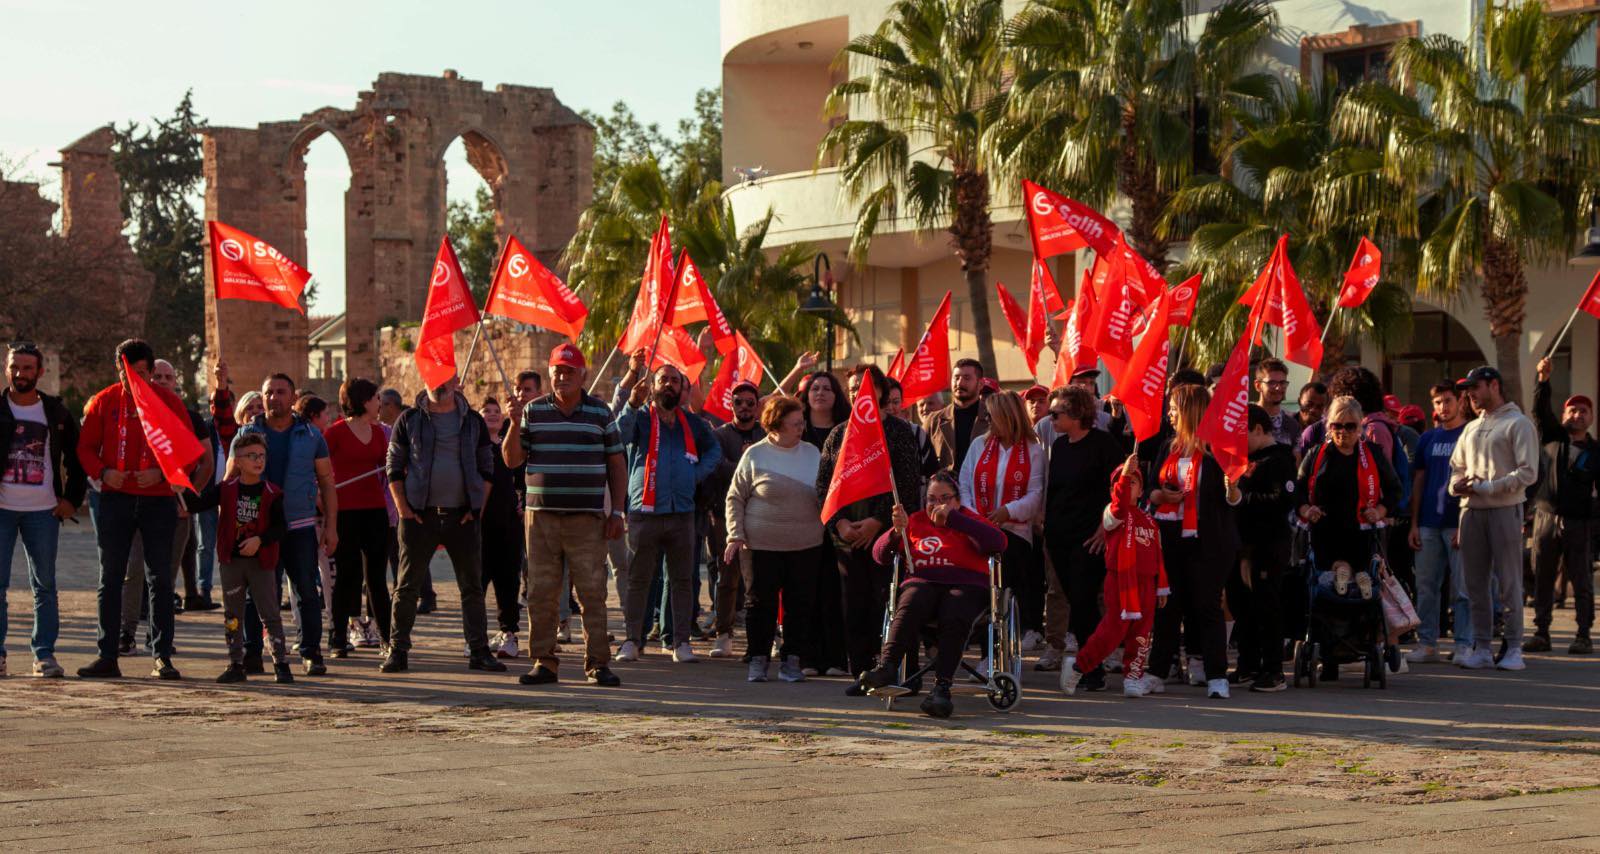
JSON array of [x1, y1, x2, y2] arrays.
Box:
[[871, 555, 1023, 713]]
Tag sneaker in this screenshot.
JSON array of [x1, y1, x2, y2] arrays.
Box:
[[824, 666, 850, 678], [672, 642, 698, 663], [646, 625, 662, 642], [778, 656, 806, 683], [747, 656, 770, 682], [469, 650, 508, 672], [920, 682, 954, 719], [1186, 658, 1206, 686], [1060, 658, 1084, 695], [495, 633, 521, 660], [379, 649, 409, 673], [274, 663, 295, 684], [1080, 668, 1107, 691], [1020, 630, 1045, 653], [557, 620, 572, 643], [1405, 645, 1441, 664], [1522, 634, 1552, 653], [1034, 646, 1064, 672], [76, 657, 121, 678], [1249, 673, 1287, 693], [302, 657, 326, 676], [1123, 673, 1165, 696], [216, 663, 246, 684], [1497, 646, 1526, 671], [800, 666, 820, 678], [1355, 572, 1374, 600], [859, 663, 908, 697], [152, 657, 181, 680], [1334, 563, 1352, 596], [1206, 678, 1230, 699], [488, 631, 507, 655], [242, 652, 265, 675], [1457, 646, 1494, 669], [1063, 633, 1078, 654], [356, 618, 381, 648], [1570, 636, 1593, 655], [587, 667, 621, 687], [1450, 641, 1470, 662], [32, 656, 63, 678], [1105, 648, 1124, 673], [615, 641, 640, 663], [519, 665, 558, 685], [710, 636, 733, 658]]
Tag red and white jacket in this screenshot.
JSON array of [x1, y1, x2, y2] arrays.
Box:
[[1102, 467, 1169, 620]]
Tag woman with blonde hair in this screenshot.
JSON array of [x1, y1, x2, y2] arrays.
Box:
[[959, 391, 1045, 652], [1144, 383, 1242, 699]]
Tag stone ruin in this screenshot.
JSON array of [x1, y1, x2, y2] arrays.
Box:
[[202, 70, 594, 396]]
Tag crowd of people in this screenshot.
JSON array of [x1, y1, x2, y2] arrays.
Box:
[[0, 335, 1589, 719]]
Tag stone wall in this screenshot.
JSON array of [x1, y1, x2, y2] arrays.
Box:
[[374, 318, 572, 403]]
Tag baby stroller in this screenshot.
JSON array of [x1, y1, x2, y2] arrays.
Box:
[[874, 555, 1022, 712], [1290, 531, 1401, 689]]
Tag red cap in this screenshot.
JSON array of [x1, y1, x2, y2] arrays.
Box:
[[981, 377, 1000, 394], [1383, 393, 1402, 413], [1023, 384, 1049, 400], [549, 342, 586, 370], [1566, 394, 1594, 411], [1399, 404, 1425, 424]]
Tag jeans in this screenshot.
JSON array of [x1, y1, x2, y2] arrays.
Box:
[[1460, 504, 1524, 647], [220, 557, 287, 665], [391, 507, 488, 653], [122, 514, 190, 638], [195, 507, 218, 596], [624, 513, 694, 646], [0, 508, 60, 659], [92, 491, 178, 660], [1414, 526, 1460, 647], [244, 527, 323, 660]]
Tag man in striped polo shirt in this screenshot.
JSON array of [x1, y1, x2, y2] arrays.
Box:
[[502, 343, 627, 687]]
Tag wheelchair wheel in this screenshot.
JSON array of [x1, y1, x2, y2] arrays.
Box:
[[1002, 590, 1023, 683], [1291, 640, 1311, 688], [987, 672, 1020, 712]]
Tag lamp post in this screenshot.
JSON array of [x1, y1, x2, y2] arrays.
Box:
[[799, 252, 836, 373]]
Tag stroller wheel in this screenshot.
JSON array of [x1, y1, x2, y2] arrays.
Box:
[[1291, 641, 1309, 688], [987, 673, 1020, 712]]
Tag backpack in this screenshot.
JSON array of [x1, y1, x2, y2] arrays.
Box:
[[1364, 415, 1412, 513]]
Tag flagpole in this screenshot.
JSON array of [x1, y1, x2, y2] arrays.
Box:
[[1319, 307, 1339, 344], [1171, 326, 1191, 372], [1545, 304, 1584, 360], [461, 239, 512, 387], [587, 346, 621, 396], [481, 327, 516, 400], [460, 319, 487, 386]]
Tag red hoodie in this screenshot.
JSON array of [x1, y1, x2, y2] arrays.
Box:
[[1103, 466, 1169, 620], [77, 382, 194, 497]]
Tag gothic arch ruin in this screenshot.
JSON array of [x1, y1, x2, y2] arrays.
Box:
[[202, 70, 593, 390]]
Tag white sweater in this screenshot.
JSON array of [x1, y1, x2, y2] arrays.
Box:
[[725, 439, 824, 551], [958, 432, 1046, 543]]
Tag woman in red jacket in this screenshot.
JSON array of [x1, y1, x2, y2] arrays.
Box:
[[857, 471, 1006, 718]]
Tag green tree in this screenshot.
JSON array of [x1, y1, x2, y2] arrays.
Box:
[[112, 92, 207, 398], [446, 185, 499, 302], [995, 0, 1278, 267], [1331, 1, 1600, 400], [673, 87, 722, 183], [819, 0, 1010, 371]]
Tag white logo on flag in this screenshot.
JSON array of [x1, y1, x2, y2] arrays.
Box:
[[508, 254, 529, 279], [219, 238, 244, 262], [431, 261, 451, 288], [853, 396, 878, 425]]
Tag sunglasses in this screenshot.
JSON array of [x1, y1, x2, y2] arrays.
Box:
[[1329, 422, 1360, 432]]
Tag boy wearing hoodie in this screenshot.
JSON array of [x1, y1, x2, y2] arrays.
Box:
[[1232, 404, 1299, 692]]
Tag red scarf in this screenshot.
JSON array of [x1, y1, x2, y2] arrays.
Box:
[[1154, 448, 1201, 538], [640, 406, 697, 513], [1309, 440, 1384, 529], [973, 436, 1030, 517]]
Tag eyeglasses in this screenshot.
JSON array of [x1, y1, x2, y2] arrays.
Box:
[[1262, 380, 1289, 389], [1329, 422, 1360, 432], [235, 452, 265, 461]]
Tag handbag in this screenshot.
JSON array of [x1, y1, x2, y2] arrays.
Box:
[[1379, 569, 1421, 642]]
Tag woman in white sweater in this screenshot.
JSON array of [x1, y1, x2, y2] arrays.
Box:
[[958, 390, 1046, 617], [724, 395, 825, 683]]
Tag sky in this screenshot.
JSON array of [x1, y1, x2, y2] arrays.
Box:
[[0, 0, 720, 315]]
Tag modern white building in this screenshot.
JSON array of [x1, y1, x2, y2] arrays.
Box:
[[720, 0, 1600, 404]]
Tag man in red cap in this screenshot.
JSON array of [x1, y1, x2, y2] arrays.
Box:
[[1022, 385, 1049, 423], [1526, 356, 1598, 655], [501, 342, 629, 686]]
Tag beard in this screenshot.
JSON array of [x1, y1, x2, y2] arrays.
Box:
[[428, 385, 453, 403], [11, 375, 35, 394], [653, 388, 681, 411]]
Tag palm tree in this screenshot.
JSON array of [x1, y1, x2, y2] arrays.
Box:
[[1330, 0, 1600, 401], [994, 0, 1278, 268], [561, 156, 829, 373], [818, 0, 1009, 371], [1158, 80, 1414, 369]]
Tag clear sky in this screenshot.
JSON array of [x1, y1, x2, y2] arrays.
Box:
[[0, 0, 720, 315]]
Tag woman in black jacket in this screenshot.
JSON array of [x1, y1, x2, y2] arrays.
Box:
[[1295, 395, 1401, 580]]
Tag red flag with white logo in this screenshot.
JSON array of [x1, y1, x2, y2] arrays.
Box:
[[208, 221, 310, 314], [649, 323, 708, 385], [1197, 297, 1267, 480], [1337, 237, 1383, 309], [1580, 269, 1600, 319], [416, 236, 480, 391], [484, 235, 588, 341], [1025, 263, 1056, 375], [1023, 179, 1109, 260], [702, 332, 765, 422], [887, 348, 905, 381], [995, 281, 1039, 375], [669, 250, 736, 355], [1089, 242, 1139, 368], [1168, 274, 1201, 327], [1109, 287, 1173, 441], [898, 291, 952, 406], [618, 215, 677, 356], [1033, 258, 1065, 315], [122, 356, 205, 492], [1052, 271, 1099, 388], [1238, 235, 1324, 370], [820, 371, 895, 524]]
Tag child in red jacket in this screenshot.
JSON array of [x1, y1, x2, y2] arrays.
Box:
[[1062, 454, 1170, 698]]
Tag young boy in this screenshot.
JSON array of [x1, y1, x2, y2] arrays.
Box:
[[186, 433, 292, 684], [1061, 455, 1169, 698], [1232, 405, 1299, 692]]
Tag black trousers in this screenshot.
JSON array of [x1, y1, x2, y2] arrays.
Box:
[[332, 507, 392, 646], [880, 581, 988, 684], [1533, 510, 1595, 637], [1047, 530, 1107, 663], [806, 541, 848, 672], [837, 545, 893, 676], [481, 516, 523, 635], [745, 546, 821, 662], [1149, 527, 1229, 681], [1229, 539, 1290, 676], [390, 507, 487, 653], [1002, 531, 1043, 634]]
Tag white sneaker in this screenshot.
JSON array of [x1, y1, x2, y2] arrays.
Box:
[[824, 666, 849, 677], [33, 656, 63, 678], [1207, 678, 1230, 699], [488, 631, 507, 655], [1450, 641, 1469, 662], [1457, 646, 1493, 669], [673, 642, 698, 663], [747, 656, 769, 682], [1405, 645, 1440, 664], [1063, 633, 1079, 653], [356, 617, 381, 648], [801, 666, 819, 678], [495, 632, 520, 660], [1059, 656, 1082, 695], [778, 655, 806, 682], [710, 636, 733, 658], [557, 620, 572, 644], [462, 641, 472, 658], [1187, 658, 1206, 686], [1125, 673, 1165, 696], [615, 640, 640, 662], [1020, 630, 1044, 653], [1034, 646, 1064, 671], [1497, 646, 1526, 671]]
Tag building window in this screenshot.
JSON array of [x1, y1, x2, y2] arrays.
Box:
[[1300, 21, 1419, 93], [1323, 44, 1390, 92]]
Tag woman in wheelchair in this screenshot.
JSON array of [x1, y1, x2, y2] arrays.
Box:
[[857, 471, 1006, 718]]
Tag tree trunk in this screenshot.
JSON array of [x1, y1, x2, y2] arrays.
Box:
[[1481, 234, 1528, 405], [1119, 105, 1171, 270], [950, 168, 998, 374]]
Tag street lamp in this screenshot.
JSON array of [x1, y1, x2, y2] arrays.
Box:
[[799, 251, 836, 372]]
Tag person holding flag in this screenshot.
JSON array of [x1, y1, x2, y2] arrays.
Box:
[[76, 339, 209, 681]]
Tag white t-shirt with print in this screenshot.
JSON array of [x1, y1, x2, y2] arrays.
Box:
[[0, 399, 56, 512]]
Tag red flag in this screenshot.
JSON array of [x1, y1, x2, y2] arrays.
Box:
[[1023, 179, 1107, 259], [819, 370, 895, 524], [887, 348, 905, 381], [208, 221, 311, 314], [1580, 269, 1600, 320], [1090, 244, 1139, 368], [1033, 258, 1065, 314], [1195, 328, 1256, 481], [669, 250, 737, 355], [121, 356, 205, 492], [1109, 287, 1173, 441], [1025, 263, 1055, 375], [1168, 274, 1201, 327], [1052, 271, 1099, 388], [898, 292, 952, 406], [416, 237, 480, 391], [1238, 235, 1324, 369], [995, 281, 1038, 375], [650, 323, 708, 385], [618, 215, 677, 356], [484, 235, 588, 341], [1337, 237, 1383, 309], [702, 332, 766, 422]]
